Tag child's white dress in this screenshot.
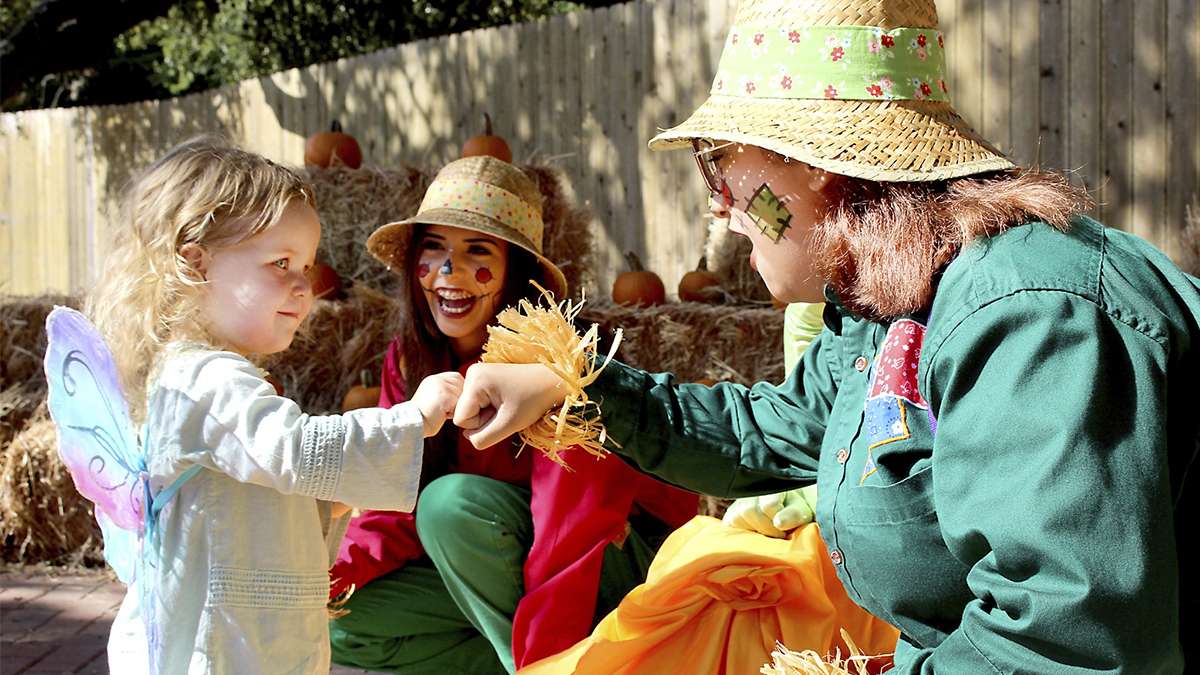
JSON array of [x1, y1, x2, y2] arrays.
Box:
[[109, 344, 424, 674]]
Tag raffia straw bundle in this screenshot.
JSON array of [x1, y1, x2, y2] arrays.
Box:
[[481, 284, 621, 467], [761, 629, 890, 675], [0, 407, 103, 565]]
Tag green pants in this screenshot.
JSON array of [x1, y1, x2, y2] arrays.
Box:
[[329, 474, 660, 675]]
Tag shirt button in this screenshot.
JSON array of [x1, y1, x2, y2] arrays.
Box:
[[854, 356, 868, 372], [836, 448, 849, 464], [830, 549, 844, 565]]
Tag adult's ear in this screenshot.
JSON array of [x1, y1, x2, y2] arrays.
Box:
[[179, 243, 210, 281]]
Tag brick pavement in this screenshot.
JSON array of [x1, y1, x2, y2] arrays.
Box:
[[0, 567, 384, 675]]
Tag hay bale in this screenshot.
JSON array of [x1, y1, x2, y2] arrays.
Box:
[[579, 300, 786, 386], [0, 407, 103, 565], [305, 164, 430, 296], [1, 295, 77, 451], [306, 163, 596, 299], [524, 165, 595, 296]]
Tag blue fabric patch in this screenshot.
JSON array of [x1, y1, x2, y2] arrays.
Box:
[[864, 396, 910, 449]]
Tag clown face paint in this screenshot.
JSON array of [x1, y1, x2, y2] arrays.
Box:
[[415, 224, 510, 358], [703, 143, 835, 303]]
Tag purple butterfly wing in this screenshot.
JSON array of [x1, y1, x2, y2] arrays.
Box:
[[44, 307, 145, 535]]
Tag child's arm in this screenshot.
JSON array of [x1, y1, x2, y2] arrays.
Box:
[[149, 351, 455, 511]]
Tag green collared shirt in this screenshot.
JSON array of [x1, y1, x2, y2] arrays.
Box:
[[590, 217, 1196, 673]]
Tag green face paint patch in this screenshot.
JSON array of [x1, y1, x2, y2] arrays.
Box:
[[745, 183, 792, 243]]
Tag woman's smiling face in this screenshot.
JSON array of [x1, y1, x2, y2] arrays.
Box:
[[414, 224, 510, 355]]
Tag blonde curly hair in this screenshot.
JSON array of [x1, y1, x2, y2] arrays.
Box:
[[85, 136, 314, 421]]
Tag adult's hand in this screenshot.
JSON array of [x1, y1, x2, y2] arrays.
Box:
[[453, 363, 564, 448], [722, 484, 818, 537]]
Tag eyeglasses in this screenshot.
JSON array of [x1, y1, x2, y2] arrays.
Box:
[[691, 139, 733, 206]]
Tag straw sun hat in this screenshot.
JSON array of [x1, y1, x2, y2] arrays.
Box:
[[367, 155, 568, 299], [649, 0, 1014, 182]]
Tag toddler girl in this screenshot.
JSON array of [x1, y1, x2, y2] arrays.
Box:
[[85, 137, 460, 674]]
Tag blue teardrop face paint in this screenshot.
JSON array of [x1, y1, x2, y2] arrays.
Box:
[[745, 183, 793, 243]]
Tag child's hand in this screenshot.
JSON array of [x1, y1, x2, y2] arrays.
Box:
[[410, 371, 465, 437], [453, 363, 563, 448]]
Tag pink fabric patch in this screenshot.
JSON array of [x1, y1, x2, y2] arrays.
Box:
[[867, 318, 928, 408]]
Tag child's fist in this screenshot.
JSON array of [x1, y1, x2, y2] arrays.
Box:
[[410, 371, 465, 437]]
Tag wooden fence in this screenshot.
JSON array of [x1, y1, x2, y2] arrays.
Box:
[[1, 0, 1197, 296]]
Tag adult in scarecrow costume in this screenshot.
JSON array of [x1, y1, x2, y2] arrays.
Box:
[[456, 0, 1198, 672]]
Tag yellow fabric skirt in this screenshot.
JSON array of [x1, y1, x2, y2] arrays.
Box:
[[519, 516, 899, 675]]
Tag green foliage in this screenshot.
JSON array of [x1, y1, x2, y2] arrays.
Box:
[[0, 0, 40, 36], [4, 0, 610, 108]]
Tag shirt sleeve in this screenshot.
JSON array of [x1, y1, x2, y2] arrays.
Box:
[[153, 351, 424, 512], [902, 291, 1183, 673], [585, 329, 838, 498]]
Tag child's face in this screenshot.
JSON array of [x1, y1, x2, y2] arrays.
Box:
[[414, 225, 509, 352], [198, 201, 321, 356], [699, 142, 833, 303]]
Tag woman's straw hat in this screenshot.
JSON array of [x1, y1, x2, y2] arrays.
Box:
[[649, 0, 1014, 182], [368, 155, 568, 298]]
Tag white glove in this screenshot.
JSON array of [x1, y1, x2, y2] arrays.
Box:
[[722, 484, 818, 538]]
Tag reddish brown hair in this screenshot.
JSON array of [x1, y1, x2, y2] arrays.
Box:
[[811, 169, 1092, 319]]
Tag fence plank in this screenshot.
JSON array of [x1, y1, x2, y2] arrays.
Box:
[[1038, 0, 1068, 170], [1067, 0, 1102, 198], [1166, 0, 1199, 257], [1132, 0, 1168, 248], [1100, 0, 1134, 230], [0, 115, 13, 292], [982, 0, 1012, 155]]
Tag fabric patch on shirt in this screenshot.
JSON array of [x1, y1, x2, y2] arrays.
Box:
[[864, 396, 910, 448], [863, 319, 929, 449], [867, 319, 929, 407], [859, 448, 878, 485]]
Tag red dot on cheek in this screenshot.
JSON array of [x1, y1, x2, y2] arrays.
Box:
[[417, 263, 430, 279], [475, 267, 493, 284]]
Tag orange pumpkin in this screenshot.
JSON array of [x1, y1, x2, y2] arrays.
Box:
[[461, 113, 513, 163], [305, 120, 363, 169], [677, 256, 723, 303], [309, 261, 342, 300], [612, 251, 666, 307], [342, 370, 382, 412]]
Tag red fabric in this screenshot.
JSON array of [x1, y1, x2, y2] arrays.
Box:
[[330, 338, 698, 665]]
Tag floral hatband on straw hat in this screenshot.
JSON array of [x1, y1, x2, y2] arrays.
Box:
[[649, 0, 1014, 182], [367, 155, 569, 299]]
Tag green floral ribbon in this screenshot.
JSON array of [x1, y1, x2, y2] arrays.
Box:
[[712, 25, 950, 102]]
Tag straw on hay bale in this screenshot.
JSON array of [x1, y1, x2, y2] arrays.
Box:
[[578, 299, 786, 386], [0, 406, 103, 565], [1, 295, 77, 452], [306, 162, 594, 299]]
